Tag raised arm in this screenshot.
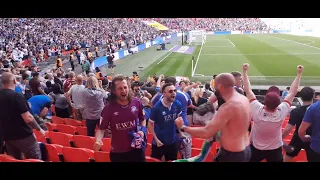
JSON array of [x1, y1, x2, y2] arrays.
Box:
[[242, 63, 256, 101], [284, 65, 304, 105]]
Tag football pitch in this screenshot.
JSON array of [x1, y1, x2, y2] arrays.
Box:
[[138, 33, 320, 86]]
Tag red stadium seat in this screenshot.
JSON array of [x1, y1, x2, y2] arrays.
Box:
[[76, 126, 87, 136], [45, 122, 57, 131], [64, 118, 82, 127], [62, 147, 95, 162], [145, 143, 152, 156], [100, 138, 111, 152], [56, 124, 77, 135], [46, 131, 74, 147], [44, 144, 63, 162], [146, 156, 161, 162], [51, 116, 65, 124], [73, 135, 95, 150], [33, 129, 47, 143], [147, 133, 153, 144], [94, 151, 110, 162], [192, 138, 204, 149]]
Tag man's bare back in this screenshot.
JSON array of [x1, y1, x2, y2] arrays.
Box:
[[219, 91, 251, 152]]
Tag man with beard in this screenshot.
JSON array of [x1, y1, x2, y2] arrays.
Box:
[[94, 75, 147, 162], [148, 83, 182, 161], [175, 73, 251, 162]]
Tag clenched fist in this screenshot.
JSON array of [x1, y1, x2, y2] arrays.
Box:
[[297, 65, 304, 74], [242, 63, 249, 72], [175, 117, 184, 129]]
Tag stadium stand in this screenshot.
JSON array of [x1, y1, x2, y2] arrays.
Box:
[[0, 18, 318, 162]]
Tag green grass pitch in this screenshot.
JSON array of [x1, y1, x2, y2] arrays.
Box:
[[139, 34, 320, 86]]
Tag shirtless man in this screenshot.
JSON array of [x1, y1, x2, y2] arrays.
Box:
[[175, 73, 251, 162]]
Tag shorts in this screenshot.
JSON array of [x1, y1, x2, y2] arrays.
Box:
[[5, 135, 41, 160], [108, 63, 115, 68], [286, 135, 311, 157], [110, 149, 145, 162], [151, 143, 178, 161], [249, 144, 282, 162], [214, 145, 251, 162]]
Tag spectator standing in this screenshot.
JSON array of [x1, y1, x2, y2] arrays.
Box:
[[282, 86, 315, 162], [242, 63, 303, 162], [0, 72, 46, 160]]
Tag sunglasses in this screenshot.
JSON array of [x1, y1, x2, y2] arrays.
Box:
[[167, 89, 177, 93]]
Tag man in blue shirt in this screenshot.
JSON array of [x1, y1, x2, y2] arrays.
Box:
[[28, 95, 53, 130], [148, 83, 182, 161], [299, 101, 320, 162], [151, 76, 192, 159]]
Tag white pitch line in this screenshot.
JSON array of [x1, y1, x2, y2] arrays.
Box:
[[157, 45, 177, 65], [202, 46, 235, 48], [227, 38, 236, 47], [268, 35, 320, 51], [201, 52, 320, 56], [192, 44, 204, 76], [197, 75, 320, 78]]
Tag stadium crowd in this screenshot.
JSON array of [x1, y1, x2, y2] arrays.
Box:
[[149, 18, 271, 32], [1, 18, 320, 163], [0, 18, 160, 67]]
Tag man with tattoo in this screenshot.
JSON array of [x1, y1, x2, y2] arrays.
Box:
[[0, 72, 47, 160]]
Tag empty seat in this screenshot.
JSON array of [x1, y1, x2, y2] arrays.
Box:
[[94, 151, 110, 162], [192, 138, 205, 149], [64, 118, 82, 127], [82, 120, 86, 127], [62, 147, 95, 162], [33, 129, 47, 143], [294, 149, 307, 162], [147, 133, 153, 144], [0, 154, 16, 161], [76, 126, 87, 136], [146, 156, 161, 162], [145, 143, 152, 156], [51, 116, 65, 124], [100, 138, 111, 152], [73, 135, 95, 150], [44, 144, 63, 162], [210, 142, 217, 156], [45, 122, 57, 131], [47, 131, 74, 147], [56, 124, 77, 135]]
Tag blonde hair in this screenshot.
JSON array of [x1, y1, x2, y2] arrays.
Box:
[[86, 76, 100, 89], [193, 88, 202, 105]]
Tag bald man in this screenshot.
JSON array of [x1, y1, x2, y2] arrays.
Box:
[[66, 75, 85, 120], [175, 73, 251, 162], [0, 72, 46, 160]]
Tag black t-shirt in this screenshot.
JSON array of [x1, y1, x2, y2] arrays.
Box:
[[0, 89, 33, 141], [215, 86, 244, 109], [288, 105, 313, 136], [107, 55, 114, 64]]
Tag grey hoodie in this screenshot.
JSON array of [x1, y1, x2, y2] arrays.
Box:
[[82, 88, 108, 120]]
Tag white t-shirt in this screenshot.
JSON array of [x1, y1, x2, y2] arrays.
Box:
[[250, 99, 291, 150], [68, 85, 85, 109]]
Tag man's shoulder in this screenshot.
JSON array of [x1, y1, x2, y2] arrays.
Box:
[[307, 102, 320, 111], [173, 99, 182, 107], [0, 89, 21, 99]]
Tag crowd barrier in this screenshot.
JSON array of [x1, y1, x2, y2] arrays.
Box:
[[93, 33, 178, 68]]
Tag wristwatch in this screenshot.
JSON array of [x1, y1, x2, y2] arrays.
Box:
[[180, 125, 186, 132]]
